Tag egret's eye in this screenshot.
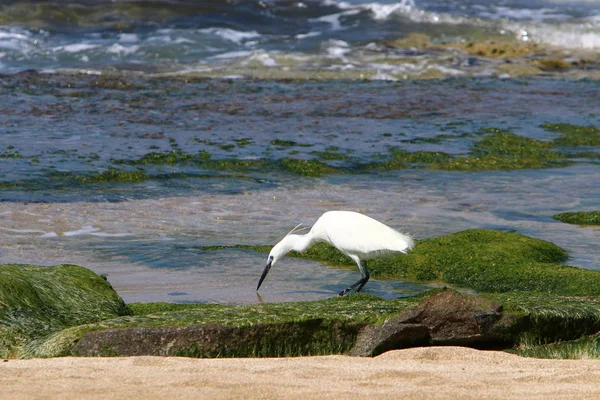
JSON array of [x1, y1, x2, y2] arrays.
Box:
[[269, 255, 274, 261]]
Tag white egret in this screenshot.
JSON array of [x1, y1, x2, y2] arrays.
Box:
[[257, 211, 415, 296]]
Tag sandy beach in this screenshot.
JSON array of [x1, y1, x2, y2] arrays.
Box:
[[2, 347, 599, 399]]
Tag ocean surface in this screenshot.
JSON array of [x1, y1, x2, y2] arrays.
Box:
[[0, 0, 599, 304]]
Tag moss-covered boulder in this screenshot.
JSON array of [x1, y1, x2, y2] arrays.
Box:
[[0, 264, 130, 358], [22, 294, 423, 358]]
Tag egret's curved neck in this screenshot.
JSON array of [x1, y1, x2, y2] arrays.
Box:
[[288, 233, 315, 253]]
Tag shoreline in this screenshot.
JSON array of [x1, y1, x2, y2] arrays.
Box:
[[3, 347, 600, 399]]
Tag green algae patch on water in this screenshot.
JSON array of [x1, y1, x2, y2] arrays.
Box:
[[279, 158, 340, 177], [553, 211, 600, 226], [368, 149, 453, 170], [0, 264, 129, 358], [542, 123, 600, 147], [50, 167, 148, 184], [430, 128, 569, 171]]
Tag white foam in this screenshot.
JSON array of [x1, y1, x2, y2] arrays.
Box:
[[295, 31, 322, 40], [371, 70, 398, 81], [53, 43, 98, 53], [310, 10, 360, 30], [118, 33, 139, 43], [210, 50, 253, 60], [89, 232, 133, 238], [41, 232, 58, 238], [0, 227, 49, 235], [504, 20, 600, 49], [241, 51, 278, 67], [63, 225, 131, 237], [106, 43, 140, 55], [199, 28, 261, 44], [64, 225, 99, 236], [324, 39, 351, 59], [323, 0, 414, 21], [366, 2, 415, 20]]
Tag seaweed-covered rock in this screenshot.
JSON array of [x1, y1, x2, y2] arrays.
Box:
[[72, 320, 362, 358], [0, 264, 129, 358]]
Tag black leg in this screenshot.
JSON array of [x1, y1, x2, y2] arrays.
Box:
[[338, 261, 370, 296], [356, 261, 370, 292]]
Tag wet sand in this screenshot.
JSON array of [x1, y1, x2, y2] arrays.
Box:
[[3, 347, 599, 399]]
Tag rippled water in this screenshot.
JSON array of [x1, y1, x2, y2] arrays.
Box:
[[0, 0, 599, 78], [0, 1, 599, 304]]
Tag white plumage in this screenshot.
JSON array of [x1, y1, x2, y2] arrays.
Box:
[[257, 211, 414, 296]]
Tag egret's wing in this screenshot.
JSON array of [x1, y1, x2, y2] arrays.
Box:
[[319, 211, 414, 259]]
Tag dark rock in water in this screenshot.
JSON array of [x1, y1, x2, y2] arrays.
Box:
[[73, 319, 363, 358], [350, 290, 509, 356]]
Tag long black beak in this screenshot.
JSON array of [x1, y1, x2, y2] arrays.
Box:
[[257, 259, 272, 291]]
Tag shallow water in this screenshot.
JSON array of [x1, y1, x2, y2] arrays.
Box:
[[0, 1, 599, 305]]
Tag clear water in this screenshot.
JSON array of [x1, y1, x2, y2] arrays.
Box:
[[0, 1, 599, 304]]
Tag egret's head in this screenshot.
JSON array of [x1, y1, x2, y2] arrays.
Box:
[[256, 236, 296, 291], [256, 223, 307, 292]]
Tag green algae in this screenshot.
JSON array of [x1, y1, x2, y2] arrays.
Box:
[[279, 158, 340, 176], [0, 264, 129, 358], [50, 167, 148, 184], [270, 139, 298, 147], [542, 123, 600, 147], [1, 124, 598, 191], [370, 127, 582, 172], [371, 149, 452, 170], [311, 148, 350, 161], [489, 292, 600, 346], [430, 128, 568, 171], [0, 147, 23, 159], [234, 138, 253, 147], [510, 333, 600, 359], [132, 150, 195, 165], [553, 211, 600, 226]]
